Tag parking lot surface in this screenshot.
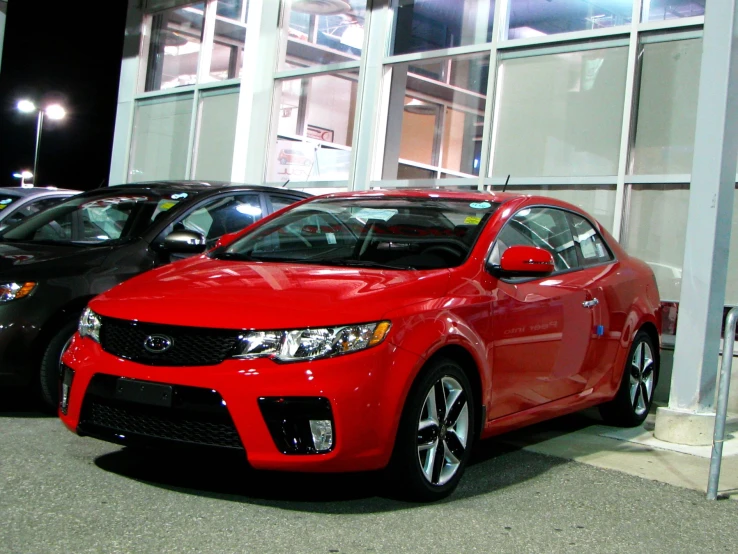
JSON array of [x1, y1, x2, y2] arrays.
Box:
[[2, 389, 737, 554]]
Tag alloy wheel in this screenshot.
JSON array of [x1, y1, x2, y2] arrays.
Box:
[[416, 376, 469, 486], [629, 340, 654, 416]]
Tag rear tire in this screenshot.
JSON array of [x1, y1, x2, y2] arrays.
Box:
[[38, 319, 78, 410], [599, 330, 658, 427], [388, 357, 475, 502]]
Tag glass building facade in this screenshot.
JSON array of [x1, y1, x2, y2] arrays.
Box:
[[114, 0, 713, 340]]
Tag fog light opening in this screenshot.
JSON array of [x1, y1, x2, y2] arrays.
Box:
[[309, 419, 333, 452], [60, 366, 75, 415]]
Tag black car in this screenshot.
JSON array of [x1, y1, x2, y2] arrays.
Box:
[[0, 181, 310, 407]]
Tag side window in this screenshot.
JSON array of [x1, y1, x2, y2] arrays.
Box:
[[569, 213, 614, 266], [4, 197, 64, 227], [490, 207, 579, 273], [170, 194, 263, 243], [268, 194, 303, 213]]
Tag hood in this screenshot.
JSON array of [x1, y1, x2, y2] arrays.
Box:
[[0, 241, 113, 274], [91, 257, 451, 329]]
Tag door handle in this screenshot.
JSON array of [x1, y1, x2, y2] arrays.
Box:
[[582, 298, 599, 308]]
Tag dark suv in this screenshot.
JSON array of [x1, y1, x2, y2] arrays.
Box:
[[0, 181, 309, 406]]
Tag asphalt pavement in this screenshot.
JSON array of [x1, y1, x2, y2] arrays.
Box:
[[1, 387, 737, 554]]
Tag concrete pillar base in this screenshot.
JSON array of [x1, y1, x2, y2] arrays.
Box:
[[653, 407, 716, 446]]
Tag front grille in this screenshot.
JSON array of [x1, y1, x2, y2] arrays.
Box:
[[99, 316, 241, 366], [78, 374, 244, 451]]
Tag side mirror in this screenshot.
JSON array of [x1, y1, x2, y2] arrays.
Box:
[[496, 245, 554, 277], [214, 230, 240, 249], [161, 230, 207, 254]]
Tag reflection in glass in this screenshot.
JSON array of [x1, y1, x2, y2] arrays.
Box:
[[208, 0, 248, 81], [492, 47, 628, 177], [631, 39, 701, 175], [383, 54, 488, 180], [193, 89, 240, 180], [506, 186, 616, 233], [392, 0, 495, 56], [641, 0, 705, 22], [146, 4, 205, 91], [270, 70, 360, 183], [280, 0, 368, 69], [508, 0, 632, 39], [129, 95, 194, 182]]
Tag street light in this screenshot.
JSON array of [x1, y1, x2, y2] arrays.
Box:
[[12, 171, 34, 188], [16, 99, 66, 185]]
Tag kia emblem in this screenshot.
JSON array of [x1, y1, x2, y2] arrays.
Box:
[[143, 334, 173, 354]]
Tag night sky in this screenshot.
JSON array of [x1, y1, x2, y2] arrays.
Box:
[[0, 0, 128, 190]]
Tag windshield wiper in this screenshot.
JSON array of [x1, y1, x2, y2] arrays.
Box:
[[327, 260, 417, 270]]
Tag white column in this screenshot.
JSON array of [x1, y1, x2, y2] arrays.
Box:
[[654, 0, 738, 445], [108, 2, 145, 185], [230, 0, 282, 184]]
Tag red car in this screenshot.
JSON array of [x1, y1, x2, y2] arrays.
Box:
[[59, 190, 661, 501]]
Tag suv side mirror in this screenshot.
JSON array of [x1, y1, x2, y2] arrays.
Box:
[[495, 245, 554, 277], [161, 230, 207, 254]]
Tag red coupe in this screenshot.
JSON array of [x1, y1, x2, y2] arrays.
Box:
[[59, 190, 661, 501]]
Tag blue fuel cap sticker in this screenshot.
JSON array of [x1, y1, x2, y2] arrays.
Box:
[[469, 202, 492, 209]]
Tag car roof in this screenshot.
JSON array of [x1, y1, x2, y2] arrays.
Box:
[[0, 187, 80, 197], [72, 181, 311, 198], [316, 188, 548, 205]]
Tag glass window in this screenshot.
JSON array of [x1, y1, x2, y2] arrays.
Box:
[[642, 0, 705, 22], [392, 0, 495, 56], [383, 54, 489, 180], [625, 184, 688, 302], [504, 186, 616, 233], [508, 0, 632, 39], [0, 192, 24, 211], [208, 2, 248, 82], [492, 47, 628, 178], [217, 197, 500, 270], [165, 194, 262, 244], [269, 70, 359, 183], [279, 0, 368, 70], [1, 197, 67, 229], [631, 38, 701, 175], [491, 207, 579, 272], [192, 88, 240, 180], [129, 94, 194, 182], [146, 3, 206, 91], [569, 212, 614, 266]]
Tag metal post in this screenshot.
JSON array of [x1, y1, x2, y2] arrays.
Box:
[[32, 110, 43, 185], [707, 307, 738, 500]]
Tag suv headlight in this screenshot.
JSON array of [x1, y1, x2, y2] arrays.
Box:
[[235, 321, 391, 362], [79, 308, 102, 343], [0, 282, 36, 303]]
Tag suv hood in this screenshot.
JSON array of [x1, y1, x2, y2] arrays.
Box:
[[91, 257, 451, 329]]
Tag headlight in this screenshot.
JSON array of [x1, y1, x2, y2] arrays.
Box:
[[235, 321, 391, 362], [0, 282, 36, 303], [79, 308, 102, 343]]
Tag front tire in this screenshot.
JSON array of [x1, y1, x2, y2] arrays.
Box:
[[599, 330, 658, 427], [388, 357, 475, 502], [38, 319, 78, 410]]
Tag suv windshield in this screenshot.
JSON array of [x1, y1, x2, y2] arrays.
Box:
[[214, 197, 499, 270], [0, 189, 193, 245]]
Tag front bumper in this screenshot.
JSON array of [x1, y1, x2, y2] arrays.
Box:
[[60, 334, 421, 473]]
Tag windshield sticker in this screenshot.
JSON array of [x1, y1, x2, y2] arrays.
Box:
[[171, 193, 188, 200], [464, 216, 481, 225], [469, 202, 492, 209], [0, 198, 13, 204], [159, 201, 176, 211], [0, 205, 6, 210]]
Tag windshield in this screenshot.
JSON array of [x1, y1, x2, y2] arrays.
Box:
[[213, 197, 499, 270], [0, 192, 24, 212], [0, 190, 192, 245]]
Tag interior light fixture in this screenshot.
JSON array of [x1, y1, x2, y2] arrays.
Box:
[[292, 0, 351, 15], [403, 98, 437, 116]]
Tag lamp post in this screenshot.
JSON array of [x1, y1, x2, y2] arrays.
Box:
[[12, 171, 34, 188], [16, 100, 66, 185]]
